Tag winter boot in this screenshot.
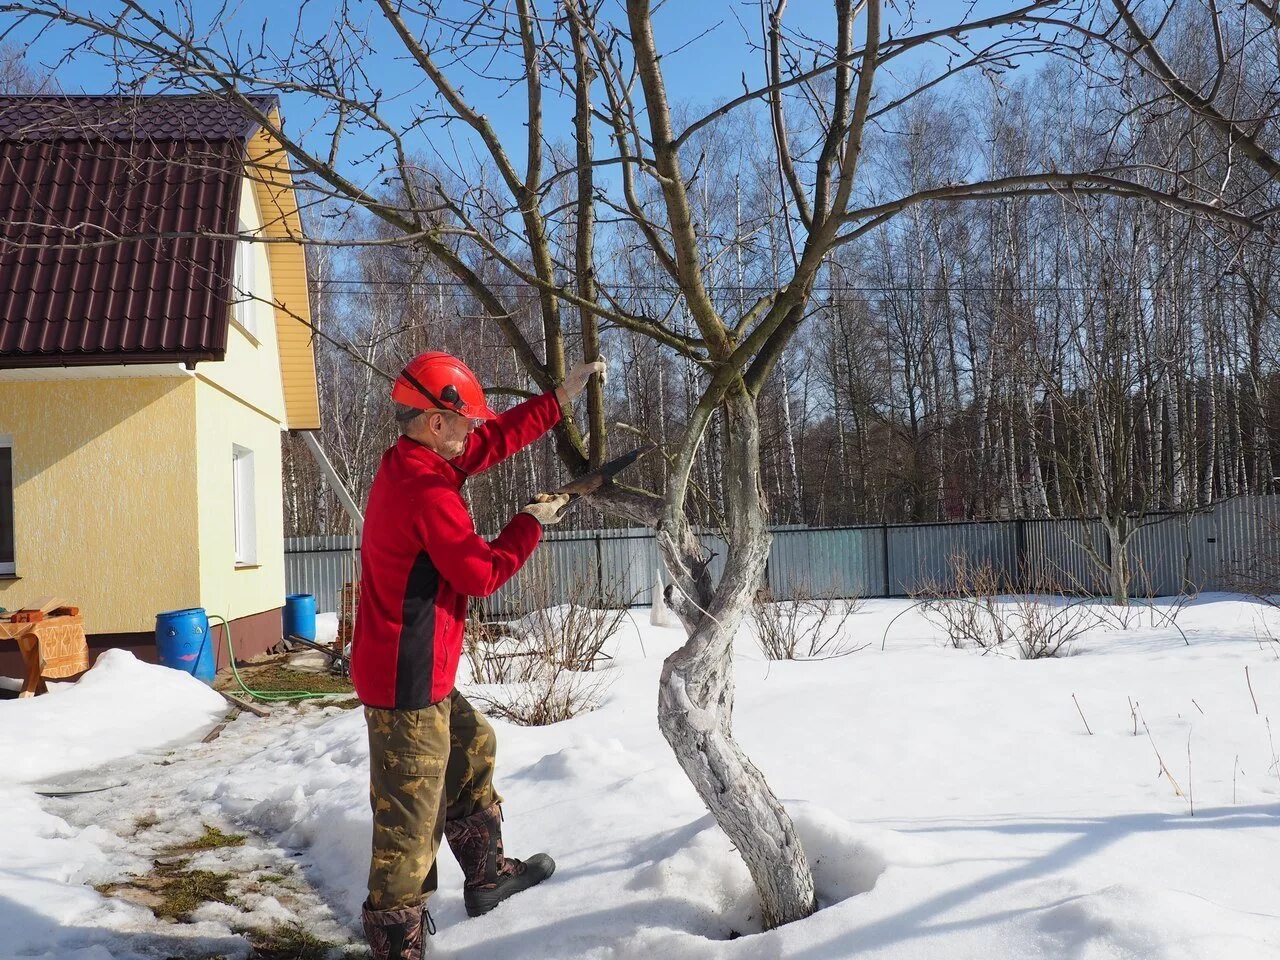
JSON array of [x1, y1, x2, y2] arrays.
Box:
[[361, 899, 432, 960], [443, 801, 555, 918]]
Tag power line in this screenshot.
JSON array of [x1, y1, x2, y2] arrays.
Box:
[[312, 277, 1256, 297]]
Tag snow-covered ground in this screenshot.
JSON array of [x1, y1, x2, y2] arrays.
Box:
[[5, 597, 1280, 959]]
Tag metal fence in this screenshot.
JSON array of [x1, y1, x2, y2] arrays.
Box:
[[286, 496, 1280, 616], [284, 535, 360, 617]]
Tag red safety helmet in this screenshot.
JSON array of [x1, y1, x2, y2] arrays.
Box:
[[392, 352, 497, 421]]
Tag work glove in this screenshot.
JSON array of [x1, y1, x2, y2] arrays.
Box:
[[521, 492, 572, 526], [556, 359, 606, 404]]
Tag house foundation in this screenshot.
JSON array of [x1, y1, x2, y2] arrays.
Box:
[[0, 606, 283, 684]]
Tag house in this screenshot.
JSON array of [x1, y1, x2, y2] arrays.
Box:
[[0, 94, 320, 677]]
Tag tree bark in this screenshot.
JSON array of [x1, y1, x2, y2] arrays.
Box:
[[1106, 517, 1131, 605], [656, 388, 817, 929]]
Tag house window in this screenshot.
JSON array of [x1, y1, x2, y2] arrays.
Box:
[[0, 438, 13, 576], [232, 235, 258, 336], [232, 444, 257, 566]]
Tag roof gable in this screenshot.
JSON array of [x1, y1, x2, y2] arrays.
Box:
[[0, 95, 276, 369], [244, 113, 320, 430]]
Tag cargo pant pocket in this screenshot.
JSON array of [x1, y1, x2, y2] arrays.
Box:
[[384, 750, 447, 780]]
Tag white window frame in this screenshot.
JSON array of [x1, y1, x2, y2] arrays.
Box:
[[0, 435, 13, 576], [232, 444, 258, 567], [232, 232, 258, 337]]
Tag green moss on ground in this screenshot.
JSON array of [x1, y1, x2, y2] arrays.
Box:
[[217, 661, 353, 697], [159, 824, 247, 854], [151, 862, 236, 920], [246, 921, 339, 959]]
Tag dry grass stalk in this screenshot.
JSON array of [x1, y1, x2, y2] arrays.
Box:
[[1072, 694, 1093, 735], [1267, 718, 1280, 791], [1139, 709, 1186, 802], [1186, 729, 1195, 817]]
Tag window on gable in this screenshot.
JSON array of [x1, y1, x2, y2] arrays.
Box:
[[0, 438, 13, 576], [232, 444, 257, 566], [232, 234, 258, 336]]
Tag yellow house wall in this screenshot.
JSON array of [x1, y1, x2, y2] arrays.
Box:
[[196, 176, 288, 425], [193, 175, 287, 624], [0, 377, 201, 634], [194, 378, 285, 624]]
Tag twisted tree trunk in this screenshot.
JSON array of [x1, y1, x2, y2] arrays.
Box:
[[655, 389, 817, 929]]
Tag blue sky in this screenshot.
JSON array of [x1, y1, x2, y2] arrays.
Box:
[[6, 0, 1020, 187]]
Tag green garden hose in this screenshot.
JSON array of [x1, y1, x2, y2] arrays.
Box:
[[210, 612, 340, 704]]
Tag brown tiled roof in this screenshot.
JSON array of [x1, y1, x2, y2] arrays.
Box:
[[0, 94, 271, 141], [0, 95, 277, 368]]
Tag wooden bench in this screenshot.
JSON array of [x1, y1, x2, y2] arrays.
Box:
[[0, 599, 90, 697]]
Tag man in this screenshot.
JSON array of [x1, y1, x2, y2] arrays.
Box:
[[351, 350, 604, 960]]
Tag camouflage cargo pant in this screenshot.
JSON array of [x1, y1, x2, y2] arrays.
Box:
[[365, 691, 501, 911]]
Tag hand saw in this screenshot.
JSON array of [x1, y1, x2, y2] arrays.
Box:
[[555, 443, 657, 505]]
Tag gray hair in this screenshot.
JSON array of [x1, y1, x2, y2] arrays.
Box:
[[394, 403, 427, 433]]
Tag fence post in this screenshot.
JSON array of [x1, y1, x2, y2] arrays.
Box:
[[1015, 517, 1027, 589], [881, 523, 891, 597], [595, 533, 605, 608], [1103, 520, 1112, 595]]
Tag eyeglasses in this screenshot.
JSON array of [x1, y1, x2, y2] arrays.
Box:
[[434, 409, 485, 429]]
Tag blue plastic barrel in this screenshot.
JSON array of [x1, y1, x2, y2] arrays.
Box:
[[284, 593, 317, 642], [155, 608, 215, 684]]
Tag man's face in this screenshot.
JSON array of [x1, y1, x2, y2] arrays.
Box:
[[428, 410, 475, 459]]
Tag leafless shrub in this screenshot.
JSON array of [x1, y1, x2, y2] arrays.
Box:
[[1065, 552, 1197, 635], [465, 625, 613, 726], [1010, 592, 1094, 660], [912, 554, 1090, 659], [1254, 615, 1280, 660], [1217, 508, 1280, 656], [473, 671, 611, 727], [463, 558, 636, 724], [911, 555, 1011, 651], [463, 611, 512, 685], [753, 579, 864, 661]]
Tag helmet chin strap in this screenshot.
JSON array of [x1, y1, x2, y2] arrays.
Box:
[[400, 368, 464, 414]]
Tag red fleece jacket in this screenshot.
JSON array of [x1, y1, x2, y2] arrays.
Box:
[[351, 391, 562, 709]]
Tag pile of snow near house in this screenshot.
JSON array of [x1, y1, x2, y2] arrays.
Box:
[[4, 598, 1280, 958]]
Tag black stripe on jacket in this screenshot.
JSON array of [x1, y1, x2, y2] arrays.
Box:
[[396, 551, 440, 708]]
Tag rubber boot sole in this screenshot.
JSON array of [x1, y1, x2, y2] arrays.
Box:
[[463, 853, 556, 918]]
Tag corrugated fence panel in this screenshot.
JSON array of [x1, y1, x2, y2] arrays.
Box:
[[1023, 518, 1106, 594], [284, 535, 358, 614], [1188, 495, 1280, 591], [477, 528, 661, 617], [485, 537, 599, 618], [599, 534, 661, 605], [1127, 515, 1192, 597], [886, 522, 1018, 596], [284, 498, 1280, 613], [767, 527, 885, 599]]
